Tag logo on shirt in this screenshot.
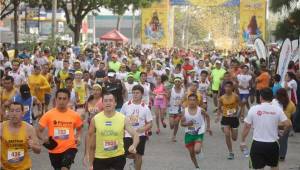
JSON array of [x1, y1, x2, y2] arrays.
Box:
[[105, 121, 112, 126], [256, 111, 276, 116]]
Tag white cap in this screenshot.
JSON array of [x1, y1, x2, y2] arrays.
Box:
[[108, 72, 116, 77], [215, 60, 222, 64]]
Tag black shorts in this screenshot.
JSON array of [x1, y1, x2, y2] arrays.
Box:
[[250, 140, 279, 169], [221, 116, 239, 129], [212, 90, 219, 94], [49, 148, 77, 169], [93, 155, 126, 170], [124, 136, 147, 156]]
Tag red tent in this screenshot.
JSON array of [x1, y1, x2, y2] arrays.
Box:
[[100, 29, 128, 42]]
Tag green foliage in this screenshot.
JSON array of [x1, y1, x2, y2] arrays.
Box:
[[270, 0, 300, 40], [269, 0, 292, 13]]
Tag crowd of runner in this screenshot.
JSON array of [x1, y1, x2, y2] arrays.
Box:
[[0, 42, 299, 170]]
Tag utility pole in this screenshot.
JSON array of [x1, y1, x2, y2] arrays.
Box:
[[51, 0, 57, 42]]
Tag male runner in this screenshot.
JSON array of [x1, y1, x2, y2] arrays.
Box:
[[86, 92, 139, 170], [236, 65, 252, 121], [181, 93, 212, 170], [0, 102, 41, 170], [168, 77, 185, 142], [37, 89, 83, 170], [121, 85, 153, 170], [215, 81, 240, 160], [241, 88, 292, 170], [211, 60, 226, 109]]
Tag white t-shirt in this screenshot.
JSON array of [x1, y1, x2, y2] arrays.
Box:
[[116, 72, 128, 81], [139, 82, 151, 105], [244, 102, 287, 142], [124, 82, 138, 101], [154, 69, 166, 76], [20, 64, 34, 77], [237, 74, 252, 94], [120, 100, 153, 137], [286, 79, 298, 104], [8, 70, 26, 86]]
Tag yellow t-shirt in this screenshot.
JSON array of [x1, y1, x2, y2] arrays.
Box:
[[94, 112, 125, 159], [284, 101, 296, 120], [1, 121, 31, 170], [73, 80, 86, 105], [28, 74, 50, 103], [220, 93, 239, 117]]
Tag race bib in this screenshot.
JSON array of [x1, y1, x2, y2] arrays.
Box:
[[129, 114, 139, 127], [7, 149, 24, 163], [103, 140, 118, 151], [227, 108, 236, 116], [24, 106, 30, 113], [54, 128, 70, 140]]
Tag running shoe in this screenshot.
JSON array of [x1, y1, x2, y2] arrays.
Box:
[[162, 120, 167, 128], [128, 160, 135, 170], [227, 153, 234, 160], [156, 129, 160, 135], [242, 147, 249, 158], [197, 152, 204, 161]]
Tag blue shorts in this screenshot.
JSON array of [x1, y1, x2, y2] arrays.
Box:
[[239, 94, 249, 101]]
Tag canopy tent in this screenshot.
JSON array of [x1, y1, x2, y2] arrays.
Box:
[[99, 29, 129, 42]]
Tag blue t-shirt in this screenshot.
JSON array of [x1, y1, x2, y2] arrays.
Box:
[[272, 83, 282, 96]]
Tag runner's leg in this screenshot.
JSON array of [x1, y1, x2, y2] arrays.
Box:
[[134, 154, 143, 170], [187, 144, 199, 168], [223, 126, 233, 153]]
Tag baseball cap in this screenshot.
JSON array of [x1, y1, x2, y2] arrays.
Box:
[[108, 72, 116, 77], [215, 60, 222, 64]]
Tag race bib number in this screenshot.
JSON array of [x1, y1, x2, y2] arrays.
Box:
[[24, 106, 30, 113], [54, 128, 70, 140], [7, 149, 24, 163], [103, 140, 118, 151], [227, 109, 236, 116], [129, 114, 139, 127]]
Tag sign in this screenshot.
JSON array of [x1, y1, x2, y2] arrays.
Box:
[[189, 0, 230, 6], [277, 38, 292, 82], [240, 0, 266, 45], [254, 38, 267, 59], [141, 0, 170, 47]]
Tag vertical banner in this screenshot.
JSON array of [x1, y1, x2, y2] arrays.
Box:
[[141, 0, 170, 47], [277, 38, 292, 82], [240, 0, 266, 46], [254, 38, 267, 59]]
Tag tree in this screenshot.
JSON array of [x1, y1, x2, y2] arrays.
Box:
[[40, 0, 109, 45], [105, 0, 130, 30], [270, 0, 300, 40], [1, 0, 15, 20]]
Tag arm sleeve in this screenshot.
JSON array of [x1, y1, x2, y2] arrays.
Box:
[[39, 113, 48, 128], [145, 107, 153, 122], [244, 108, 253, 125], [75, 114, 83, 128], [279, 110, 288, 122]]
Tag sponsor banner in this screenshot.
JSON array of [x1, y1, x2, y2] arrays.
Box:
[[141, 0, 170, 47], [240, 0, 266, 46], [277, 38, 292, 81], [254, 38, 266, 59], [189, 0, 229, 6], [292, 39, 299, 51]]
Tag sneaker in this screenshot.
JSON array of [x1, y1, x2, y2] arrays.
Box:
[[227, 153, 234, 160], [128, 160, 135, 170], [242, 147, 249, 158], [197, 152, 204, 161]]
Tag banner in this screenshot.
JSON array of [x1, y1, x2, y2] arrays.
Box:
[[290, 39, 299, 62], [189, 0, 229, 6], [277, 38, 292, 81], [141, 0, 170, 47], [254, 38, 267, 59], [240, 0, 266, 45], [292, 39, 299, 51]]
